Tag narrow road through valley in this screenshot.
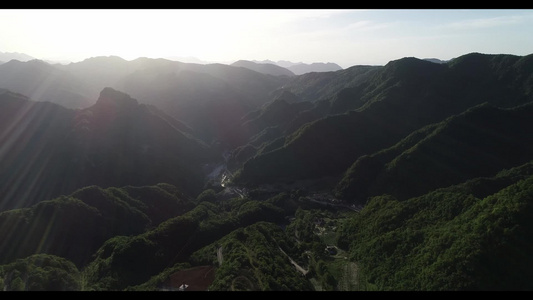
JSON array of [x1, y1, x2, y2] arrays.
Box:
[[217, 246, 223, 266]]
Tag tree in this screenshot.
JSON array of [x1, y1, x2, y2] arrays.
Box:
[[10, 277, 25, 291]]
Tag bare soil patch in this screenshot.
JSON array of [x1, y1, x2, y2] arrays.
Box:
[[165, 265, 216, 291]]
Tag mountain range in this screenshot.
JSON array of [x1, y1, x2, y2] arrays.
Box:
[[0, 51, 35, 63], [234, 54, 533, 188], [0, 51, 532, 291], [231, 60, 296, 77], [252, 59, 343, 75], [0, 87, 214, 211]]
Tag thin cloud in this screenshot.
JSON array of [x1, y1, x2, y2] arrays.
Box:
[[0, 9, 531, 67], [442, 15, 529, 30], [344, 20, 394, 31]]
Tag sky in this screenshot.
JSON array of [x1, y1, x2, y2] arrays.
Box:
[[0, 9, 532, 69]]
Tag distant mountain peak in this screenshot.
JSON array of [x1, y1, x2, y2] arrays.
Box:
[[83, 55, 127, 62], [423, 58, 449, 64], [27, 58, 52, 66], [250, 59, 343, 75], [0, 51, 35, 62], [95, 87, 138, 110], [231, 60, 295, 77]]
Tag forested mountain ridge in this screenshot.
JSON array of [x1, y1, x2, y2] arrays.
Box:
[[0, 183, 194, 267], [335, 102, 533, 203], [1, 52, 533, 291], [337, 160, 533, 290], [0, 89, 75, 210], [0, 59, 94, 108], [0, 87, 215, 211], [67, 57, 290, 145], [0, 56, 291, 144], [234, 53, 533, 187]]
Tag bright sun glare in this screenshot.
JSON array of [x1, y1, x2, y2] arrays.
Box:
[[0, 9, 348, 63]]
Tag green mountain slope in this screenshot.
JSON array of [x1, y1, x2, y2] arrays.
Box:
[[337, 161, 533, 290], [83, 191, 292, 290], [0, 87, 215, 211], [0, 254, 81, 291], [0, 183, 194, 267], [234, 53, 533, 186], [2, 52, 533, 291], [336, 102, 533, 202]]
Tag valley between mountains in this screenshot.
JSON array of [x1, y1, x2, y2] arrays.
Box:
[[1, 52, 533, 291]]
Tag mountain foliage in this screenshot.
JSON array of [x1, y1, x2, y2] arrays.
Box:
[[234, 53, 533, 186], [1, 52, 533, 291], [0, 87, 214, 211], [337, 161, 533, 290], [0, 183, 194, 267], [0, 254, 81, 291], [335, 102, 533, 203]]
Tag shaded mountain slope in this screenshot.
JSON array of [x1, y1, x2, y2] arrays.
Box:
[[2, 52, 533, 292], [234, 53, 533, 186], [59, 87, 216, 197], [25, 56, 290, 145], [235, 109, 398, 184], [225, 92, 314, 169], [238, 93, 313, 141], [112, 59, 289, 145], [335, 102, 533, 202], [0, 59, 94, 108], [0, 183, 194, 267], [231, 60, 295, 77], [0, 89, 75, 210], [116, 68, 253, 146], [57, 55, 137, 99], [83, 191, 292, 290], [0, 87, 215, 211], [278, 64, 380, 103]]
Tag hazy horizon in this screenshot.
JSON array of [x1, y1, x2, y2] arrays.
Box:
[[1, 9, 532, 69]]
